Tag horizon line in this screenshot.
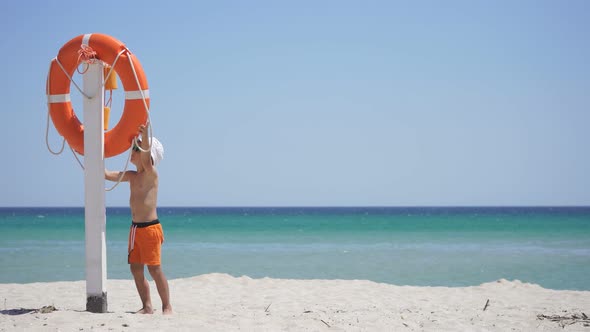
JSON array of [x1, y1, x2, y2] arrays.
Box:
[[1, 205, 590, 209]]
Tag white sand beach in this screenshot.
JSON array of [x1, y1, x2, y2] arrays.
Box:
[[1, 273, 589, 331]]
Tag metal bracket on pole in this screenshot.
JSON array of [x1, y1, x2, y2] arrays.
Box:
[[83, 62, 108, 313]]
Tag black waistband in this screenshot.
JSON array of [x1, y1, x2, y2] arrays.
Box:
[[131, 219, 160, 228]]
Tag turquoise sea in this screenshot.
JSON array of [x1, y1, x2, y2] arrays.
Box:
[[1, 207, 589, 290]]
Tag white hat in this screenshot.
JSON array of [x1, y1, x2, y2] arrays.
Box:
[[150, 137, 164, 166]]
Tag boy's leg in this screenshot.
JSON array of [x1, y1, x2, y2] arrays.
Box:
[[130, 263, 153, 314], [147, 265, 173, 314]]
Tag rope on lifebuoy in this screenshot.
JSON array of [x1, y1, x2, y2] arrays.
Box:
[[105, 147, 133, 191], [127, 53, 154, 153], [70, 146, 84, 170], [54, 56, 92, 99], [45, 61, 66, 155], [45, 109, 66, 155], [76, 44, 97, 74]]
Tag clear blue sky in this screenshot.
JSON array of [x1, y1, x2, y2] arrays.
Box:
[[1, 1, 589, 207]]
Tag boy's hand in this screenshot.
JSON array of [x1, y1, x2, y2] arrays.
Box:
[[138, 122, 149, 142]]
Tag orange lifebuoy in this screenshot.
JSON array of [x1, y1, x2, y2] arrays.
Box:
[[46, 33, 150, 158]]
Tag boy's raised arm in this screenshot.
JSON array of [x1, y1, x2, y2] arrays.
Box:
[[139, 124, 154, 171]]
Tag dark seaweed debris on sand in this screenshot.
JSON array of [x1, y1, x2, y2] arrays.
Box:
[[1, 305, 57, 315]]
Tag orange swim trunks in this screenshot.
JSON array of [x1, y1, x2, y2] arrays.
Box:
[[128, 220, 164, 266]]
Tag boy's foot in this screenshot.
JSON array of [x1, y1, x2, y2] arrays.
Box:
[[135, 307, 154, 314], [163, 306, 173, 315]]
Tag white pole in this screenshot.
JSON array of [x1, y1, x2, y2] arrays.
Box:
[[83, 62, 107, 313]]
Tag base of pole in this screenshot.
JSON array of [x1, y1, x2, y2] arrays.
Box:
[[86, 292, 108, 313]]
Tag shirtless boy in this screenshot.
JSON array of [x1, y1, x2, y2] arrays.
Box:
[[105, 124, 172, 314]]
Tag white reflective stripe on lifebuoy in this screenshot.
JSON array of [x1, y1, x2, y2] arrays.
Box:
[[82, 34, 92, 46], [125, 90, 149, 100], [47, 94, 71, 103]]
